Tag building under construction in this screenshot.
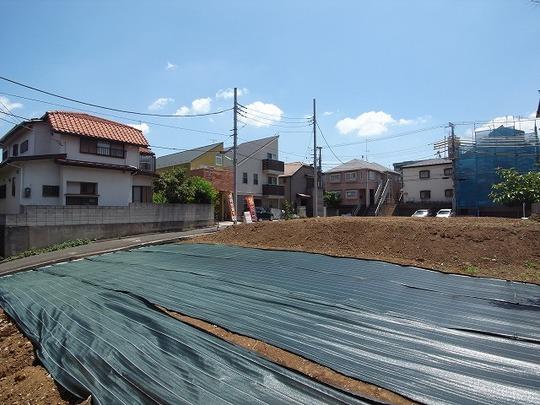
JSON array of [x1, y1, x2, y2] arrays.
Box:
[[455, 122, 540, 216]]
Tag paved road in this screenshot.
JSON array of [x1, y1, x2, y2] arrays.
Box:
[[0, 224, 230, 277]]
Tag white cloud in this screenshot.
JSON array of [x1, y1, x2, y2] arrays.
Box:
[[335, 111, 419, 137], [0, 96, 23, 111], [323, 111, 334, 116], [175, 97, 212, 116], [148, 97, 174, 111], [129, 123, 150, 135], [216, 87, 249, 100], [165, 61, 177, 71], [240, 101, 283, 127]]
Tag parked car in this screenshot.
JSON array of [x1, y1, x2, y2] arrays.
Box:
[[411, 209, 430, 217], [436, 209, 454, 218], [255, 207, 274, 221]]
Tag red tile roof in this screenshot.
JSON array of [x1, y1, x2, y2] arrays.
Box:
[[45, 111, 149, 146], [139, 146, 154, 155]]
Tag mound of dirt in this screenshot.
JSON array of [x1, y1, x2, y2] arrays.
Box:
[[0, 309, 81, 405], [198, 217, 540, 283]]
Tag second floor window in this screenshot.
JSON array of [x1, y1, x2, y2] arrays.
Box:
[[2, 149, 7, 161], [444, 167, 453, 176], [253, 173, 258, 185], [329, 174, 341, 182], [267, 176, 278, 185], [368, 171, 376, 181], [344, 172, 357, 181], [215, 154, 223, 166], [419, 170, 430, 179], [242, 172, 248, 184], [12, 144, 18, 157], [267, 152, 276, 160], [81, 138, 125, 158], [20, 140, 29, 154]]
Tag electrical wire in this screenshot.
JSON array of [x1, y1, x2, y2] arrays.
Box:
[[237, 112, 312, 128], [0, 75, 232, 118], [237, 103, 310, 121], [0, 93, 230, 137], [316, 121, 344, 164]]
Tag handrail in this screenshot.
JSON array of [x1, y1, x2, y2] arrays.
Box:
[[374, 178, 391, 216]]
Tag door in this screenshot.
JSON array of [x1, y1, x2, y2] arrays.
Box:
[[369, 189, 375, 206]]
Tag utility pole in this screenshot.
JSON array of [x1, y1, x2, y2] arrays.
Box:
[[312, 98, 318, 217], [448, 122, 456, 214], [233, 88, 238, 223], [317, 146, 322, 173]]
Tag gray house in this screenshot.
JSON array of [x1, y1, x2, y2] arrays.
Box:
[[278, 162, 323, 217]]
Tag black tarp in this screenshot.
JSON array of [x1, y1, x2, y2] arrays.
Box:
[[0, 270, 367, 405], [4, 243, 540, 404]]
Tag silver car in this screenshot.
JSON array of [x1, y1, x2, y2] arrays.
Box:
[[412, 209, 430, 217], [436, 209, 454, 218]]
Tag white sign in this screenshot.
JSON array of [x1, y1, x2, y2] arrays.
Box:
[[243, 211, 253, 224]]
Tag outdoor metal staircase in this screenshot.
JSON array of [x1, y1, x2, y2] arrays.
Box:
[[369, 178, 391, 216]]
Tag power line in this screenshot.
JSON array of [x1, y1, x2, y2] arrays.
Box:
[[237, 103, 310, 121], [237, 112, 312, 128], [0, 75, 232, 118], [0, 92, 230, 137], [316, 121, 344, 164]]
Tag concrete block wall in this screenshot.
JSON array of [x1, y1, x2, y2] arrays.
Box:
[[0, 204, 214, 257]]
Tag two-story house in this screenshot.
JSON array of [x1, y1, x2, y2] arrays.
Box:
[[398, 158, 453, 208], [225, 136, 285, 214], [156, 142, 233, 219], [0, 111, 155, 214], [278, 162, 323, 217], [324, 159, 400, 215]]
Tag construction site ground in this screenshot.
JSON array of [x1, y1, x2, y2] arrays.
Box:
[[197, 216, 540, 283], [0, 216, 539, 404]]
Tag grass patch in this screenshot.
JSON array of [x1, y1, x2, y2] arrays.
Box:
[[463, 265, 479, 275], [2, 239, 92, 262], [524, 260, 538, 269]]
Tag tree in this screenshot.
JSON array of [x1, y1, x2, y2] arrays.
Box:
[[489, 168, 540, 214], [323, 191, 342, 209], [282, 200, 295, 220], [153, 167, 187, 203], [178, 176, 218, 204], [153, 168, 218, 204]]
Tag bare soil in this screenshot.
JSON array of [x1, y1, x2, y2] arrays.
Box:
[[0, 309, 81, 405], [160, 306, 414, 405], [197, 216, 540, 283]]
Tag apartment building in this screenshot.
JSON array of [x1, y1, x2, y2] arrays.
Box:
[[398, 158, 453, 206], [225, 136, 285, 213], [0, 111, 154, 214], [324, 159, 399, 215]]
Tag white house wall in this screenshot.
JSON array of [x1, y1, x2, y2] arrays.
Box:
[[0, 166, 20, 214], [19, 160, 61, 207], [236, 140, 279, 197], [61, 133, 140, 167], [402, 164, 453, 203]]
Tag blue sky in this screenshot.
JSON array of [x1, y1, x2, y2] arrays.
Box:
[[1, 0, 538, 169]]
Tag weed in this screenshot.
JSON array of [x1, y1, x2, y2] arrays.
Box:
[[524, 260, 538, 269], [464, 265, 479, 275], [2, 239, 92, 262]]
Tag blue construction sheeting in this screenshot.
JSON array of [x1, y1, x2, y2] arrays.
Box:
[[455, 126, 540, 213], [10, 243, 539, 405]]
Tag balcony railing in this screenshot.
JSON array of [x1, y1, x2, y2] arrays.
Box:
[[139, 156, 155, 172], [262, 184, 285, 196], [262, 159, 284, 173]]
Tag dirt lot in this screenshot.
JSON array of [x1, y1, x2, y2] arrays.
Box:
[[0, 309, 81, 405], [199, 216, 540, 283]]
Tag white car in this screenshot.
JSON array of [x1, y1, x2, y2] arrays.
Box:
[[436, 209, 454, 218], [412, 209, 430, 217]]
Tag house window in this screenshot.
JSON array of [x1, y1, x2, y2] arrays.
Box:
[[81, 138, 124, 158], [420, 190, 431, 200], [132, 186, 153, 203], [419, 170, 430, 179], [329, 174, 341, 183], [242, 172, 248, 184], [267, 152, 276, 160], [20, 140, 29, 154], [66, 196, 98, 205], [368, 171, 376, 181], [253, 173, 258, 185], [2, 149, 7, 161], [12, 144, 18, 157], [344, 172, 357, 181], [281, 177, 287, 184], [444, 167, 453, 176], [0, 184, 6, 199], [80, 182, 97, 195], [345, 190, 358, 199], [445, 189, 454, 198], [267, 176, 278, 185], [42, 185, 60, 197], [215, 154, 223, 166], [11, 177, 16, 197]]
